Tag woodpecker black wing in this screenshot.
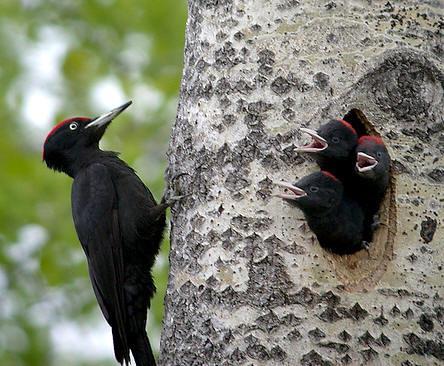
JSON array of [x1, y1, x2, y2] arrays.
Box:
[[71, 162, 130, 365]]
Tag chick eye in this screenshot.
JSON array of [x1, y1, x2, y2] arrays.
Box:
[[377, 152, 383, 158], [69, 122, 79, 130], [310, 186, 319, 193], [331, 136, 340, 143]]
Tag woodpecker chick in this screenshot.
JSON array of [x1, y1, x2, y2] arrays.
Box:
[[277, 171, 366, 254], [43, 101, 163, 366], [354, 135, 391, 241], [296, 119, 358, 181]]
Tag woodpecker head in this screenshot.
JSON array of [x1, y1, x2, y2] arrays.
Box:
[[276, 171, 343, 216], [43, 101, 132, 175], [296, 119, 358, 161], [355, 136, 390, 179]]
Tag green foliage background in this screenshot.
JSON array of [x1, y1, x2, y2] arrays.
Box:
[[0, 1, 187, 365]]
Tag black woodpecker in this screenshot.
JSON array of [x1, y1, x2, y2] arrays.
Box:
[[296, 119, 358, 182], [43, 101, 165, 366], [276, 171, 366, 254]]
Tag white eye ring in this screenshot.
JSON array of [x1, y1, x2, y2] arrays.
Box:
[[69, 122, 79, 130]]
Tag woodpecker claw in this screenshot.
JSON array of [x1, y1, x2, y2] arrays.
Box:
[[171, 172, 190, 182], [361, 241, 371, 257], [162, 193, 191, 207], [371, 214, 381, 230]]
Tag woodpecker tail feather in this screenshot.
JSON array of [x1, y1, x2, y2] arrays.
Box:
[[112, 328, 131, 365], [130, 332, 156, 366]]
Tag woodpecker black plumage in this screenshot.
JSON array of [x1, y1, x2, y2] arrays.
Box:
[[277, 171, 366, 254], [353, 135, 391, 241], [296, 119, 358, 181], [43, 101, 164, 366]]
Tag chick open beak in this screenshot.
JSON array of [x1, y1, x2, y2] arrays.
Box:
[[296, 128, 328, 152], [275, 181, 307, 200], [356, 152, 378, 173]]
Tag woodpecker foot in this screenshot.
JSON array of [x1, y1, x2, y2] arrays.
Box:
[[371, 214, 381, 230], [164, 194, 191, 207], [171, 172, 190, 182], [361, 241, 372, 256]]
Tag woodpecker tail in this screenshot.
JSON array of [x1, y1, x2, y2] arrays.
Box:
[[112, 327, 131, 365], [130, 332, 156, 366]]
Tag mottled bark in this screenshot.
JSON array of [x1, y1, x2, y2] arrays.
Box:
[[161, 1, 443, 365]]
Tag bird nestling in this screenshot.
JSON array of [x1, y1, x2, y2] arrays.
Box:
[[353, 135, 391, 242], [276, 171, 367, 254], [296, 119, 358, 181], [355, 136, 390, 184], [43, 101, 165, 366]]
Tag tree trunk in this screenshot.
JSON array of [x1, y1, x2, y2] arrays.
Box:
[[160, 1, 443, 365]]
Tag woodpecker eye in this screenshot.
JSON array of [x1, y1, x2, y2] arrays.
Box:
[[376, 152, 383, 158], [69, 122, 79, 131], [331, 136, 340, 143], [310, 186, 319, 193]]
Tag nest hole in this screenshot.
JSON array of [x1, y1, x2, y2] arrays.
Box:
[[325, 109, 397, 291]]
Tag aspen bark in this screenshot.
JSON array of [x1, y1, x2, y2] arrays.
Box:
[[161, 1, 443, 365]]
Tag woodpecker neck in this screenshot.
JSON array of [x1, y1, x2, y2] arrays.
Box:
[[46, 146, 113, 178], [70, 148, 105, 178]]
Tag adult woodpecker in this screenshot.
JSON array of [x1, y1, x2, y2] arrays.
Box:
[[43, 101, 165, 366], [354, 135, 391, 241], [276, 171, 366, 254], [296, 119, 358, 182]]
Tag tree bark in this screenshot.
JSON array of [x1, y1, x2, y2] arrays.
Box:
[[160, 1, 443, 365]]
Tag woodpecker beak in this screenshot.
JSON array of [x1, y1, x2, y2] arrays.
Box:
[[86, 101, 132, 129], [296, 128, 328, 152], [275, 181, 307, 200], [356, 152, 378, 173]]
